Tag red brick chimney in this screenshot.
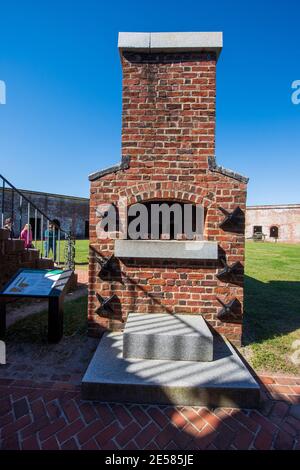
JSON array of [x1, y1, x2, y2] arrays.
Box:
[[119, 32, 222, 169], [88, 32, 248, 346]]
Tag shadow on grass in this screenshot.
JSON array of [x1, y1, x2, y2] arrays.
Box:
[[243, 274, 300, 345], [6, 295, 88, 343]]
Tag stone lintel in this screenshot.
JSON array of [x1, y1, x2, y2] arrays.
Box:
[[118, 32, 223, 60], [115, 240, 218, 260]]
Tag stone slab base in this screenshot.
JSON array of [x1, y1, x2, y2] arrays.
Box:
[[81, 333, 260, 408], [123, 313, 213, 362]]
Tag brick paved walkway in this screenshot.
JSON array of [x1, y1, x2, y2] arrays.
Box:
[[0, 375, 299, 450], [76, 268, 88, 286]]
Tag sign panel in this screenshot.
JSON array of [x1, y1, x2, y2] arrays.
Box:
[[2, 269, 64, 297]]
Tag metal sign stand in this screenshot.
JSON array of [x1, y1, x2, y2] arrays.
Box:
[[0, 269, 74, 343]]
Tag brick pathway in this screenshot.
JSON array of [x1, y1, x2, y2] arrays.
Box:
[[0, 375, 299, 450], [76, 268, 88, 286]]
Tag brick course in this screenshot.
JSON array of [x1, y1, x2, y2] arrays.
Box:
[[88, 48, 247, 345]]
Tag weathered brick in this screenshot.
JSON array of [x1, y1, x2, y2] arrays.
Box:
[[56, 418, 85, 444], [77, 419, 106, 445], [39, 417, 66, 441], [115, 421, 141, 447], [254, 429, 273, 450], [94, 421, 122, 448]]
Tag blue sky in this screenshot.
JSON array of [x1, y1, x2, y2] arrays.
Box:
[[0, 0, 299, 205]]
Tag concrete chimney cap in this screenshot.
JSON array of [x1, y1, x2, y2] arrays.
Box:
[[118, 32, 223, 59]]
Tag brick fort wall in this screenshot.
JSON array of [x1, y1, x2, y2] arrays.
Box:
[[1, 189, 89, 239], [246, 205, 300, 243]]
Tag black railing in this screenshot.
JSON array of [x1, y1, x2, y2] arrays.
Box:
[[0, 174, 75, 270]]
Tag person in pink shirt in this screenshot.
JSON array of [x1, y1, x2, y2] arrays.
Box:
[[20, 224, 33, 249]]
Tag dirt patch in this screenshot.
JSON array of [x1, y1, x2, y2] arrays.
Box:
[[6, 286, 87, 328], [0, 333, 98, 384]]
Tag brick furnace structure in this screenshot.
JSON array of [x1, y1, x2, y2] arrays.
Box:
[[88, 32, 248, 346]]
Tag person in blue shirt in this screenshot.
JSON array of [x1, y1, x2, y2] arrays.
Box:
[[44, 221, 57, 260]]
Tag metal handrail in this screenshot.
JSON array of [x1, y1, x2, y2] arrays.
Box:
[[0, 174, 75, 270], [0, 174, 69, 237]]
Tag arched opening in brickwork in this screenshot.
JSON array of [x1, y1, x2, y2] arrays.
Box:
[[270, 225, 279, 238], [253, 225, 262, 235]]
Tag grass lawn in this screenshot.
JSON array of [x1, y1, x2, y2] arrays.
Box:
[[7, 295, 88, 343], [243, 242, 300, 374], [35, 239, 89, 268], [8, 240, 300, 375], [73, 239, 89, 267]]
